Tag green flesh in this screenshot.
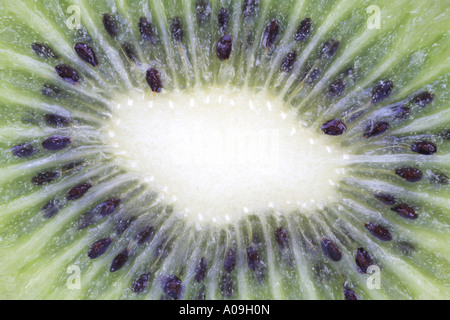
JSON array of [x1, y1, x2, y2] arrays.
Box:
[[0, 0, 449, 300]]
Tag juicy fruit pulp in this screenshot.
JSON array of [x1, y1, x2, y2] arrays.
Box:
[[0, 0, 449, 300]]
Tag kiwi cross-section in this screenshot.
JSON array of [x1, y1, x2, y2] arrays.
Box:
[[0, 0, 448, 300]]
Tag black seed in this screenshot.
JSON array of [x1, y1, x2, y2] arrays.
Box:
[[41, 199, 61, 219], [31, 42, 58, 59], [42, 136, 71, 151], [110, 249, 129, 272], [355, 247, 373, 274], [31, 170, 60, 186], [371, 80, 394, 103], [41, 84, 61, 97], [66, 183, 92, 201], [171, 17, 183, 42], [97, 198, 121, 216], [395, 167, 423, 182], [305, 67, 321, 84], [224, 248, 236, 273], [55, 65, 80, 84], [392, 105, 410, 120], [74, 43, 98, 67], [365, 223, 392, 241], [11, 143, 37, 158], [280, 50, 297, 72], [321, 238, 342, 262], [103, 13, 118, 38], [413, 91, 434, 107], [218, 8, 230, 30], [88, 238, 113, 259], [391, 204, 418, 220], [344, 286, 360, 300], [146, 68, 163, 92], [216, 34, 232, 61], [410, 141, 437, 155], [295, 18, 312, 41], [121, 42, 138, 63], [162, 275, 182, 300], [363, 122, 389, 138], [319, 39, 340, 59], [44, 114, 72, 128], [77, 211, 96, 230], [132, 273, 150, 293], [195, 257, 207, 282], [196, 0, 211, 24], [262, 20, 280, 48], [321, 119, 347, 136], [247, 244, 261, 271], [139, 17, 154, 42], [275, 227, 290, 249], [243, 0, 259, 18], [136, 226, 154, 245], [374, 193, 397, 205], [328, 78, 346, 97], [220, 273, 234, 298], [430, 172, 448, 185], [116, 216, 135, 235]]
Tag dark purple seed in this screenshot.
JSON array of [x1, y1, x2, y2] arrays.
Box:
[[363, 122, 389, 138], [430, 172, 448, 185], [195, 257, 208, 282], [216, 34, 232, 61], [116, 216, 135, 235], [66, 183, 92, 201], [243, 0, 259, 18], [374, 193, 397, 205], [321, 238, 342, 262], [171, 17, 183, 42], [321, 119, 347, 136], [355, 247, 373, 274], [410, 141, 437, 155], [162, 275, 182, 300], [391, 204, 418, 220], [77, 211, 95, 230], [224, 248, 236, 273], [103, 13, 118, 38], [220, 273, 234, 298], [319, 39, 340, 59], [439, 129, 450, 140], [365, 223, 392, 241], [42, 136, 71, 151], [275, 227, 290, 249], [44, 114, 72, 128], [280, 50, 297, 72], [31, 170, 60, 186], [139, 17, 154, 42], [110, 249, 129, 272], [328, 78, 346, 97], [247, 244, 261, 271], [132, 273, 150, 293], [395, 167, 423, 182], [11, 143, 37, 158], [196, 0, 211, 24], [88, 238, 113, 259], [146, 68, 163, 92], [262, 20, 280, 48], [55, 65, 80, 84], [392, 105, 410, 120], [31, 42, 58, 59], [121, 42, 138, 62], [218, 8, 230, 30], [97, 198, 121, 216], [136, 226, 154, 245], [41, 84, 61, 97], [294, 18, 312, 41], [74, 43, 98, 67], [413, 91, 434, 107], [371, 80, 394, 103], [41, 199, 60, 219], [344, 286, 360, 300]]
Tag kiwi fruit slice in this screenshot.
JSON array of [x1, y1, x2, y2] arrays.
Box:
[[0, 0, 448, 300]]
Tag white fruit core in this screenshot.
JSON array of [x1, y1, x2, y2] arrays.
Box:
[[105, 87, 346, 225]]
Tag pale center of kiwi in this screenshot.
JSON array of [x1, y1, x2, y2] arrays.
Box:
[[105, 87, 347, 225]]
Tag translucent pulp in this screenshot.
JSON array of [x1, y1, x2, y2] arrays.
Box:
[[106, 88, 346, 224]]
